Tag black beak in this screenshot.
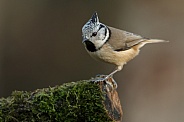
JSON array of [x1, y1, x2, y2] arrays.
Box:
[[82, 38, 89, 43]]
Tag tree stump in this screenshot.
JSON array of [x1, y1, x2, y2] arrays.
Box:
[[0, 75, 123, 122]]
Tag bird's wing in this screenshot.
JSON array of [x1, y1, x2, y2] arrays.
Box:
[[107, 26, 147, 51]]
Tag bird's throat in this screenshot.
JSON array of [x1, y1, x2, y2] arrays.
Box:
[[84, 41, 97, 52]]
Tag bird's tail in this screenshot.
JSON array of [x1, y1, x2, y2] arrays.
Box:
[[145, 39, 169, 44], [137, 39, 168, 48]]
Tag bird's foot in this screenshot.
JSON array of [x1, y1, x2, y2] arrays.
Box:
[[90, 74, 117, 91]]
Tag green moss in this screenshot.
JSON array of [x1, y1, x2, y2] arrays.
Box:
[[0, 81, 113, 122]]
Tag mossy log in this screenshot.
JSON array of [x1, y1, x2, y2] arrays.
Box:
[[0, 77, 123, 122]]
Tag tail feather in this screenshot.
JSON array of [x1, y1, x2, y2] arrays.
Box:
[[137, 39, 168, 48], [145, 39, 169, 43]]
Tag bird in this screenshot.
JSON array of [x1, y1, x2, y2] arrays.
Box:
[[82, 12, 168, 81]]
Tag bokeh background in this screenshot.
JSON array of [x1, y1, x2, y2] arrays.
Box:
[[0, 1, 183, 122]]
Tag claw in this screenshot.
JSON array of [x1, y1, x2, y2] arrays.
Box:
[[90, 78, 104, 83], [95, 74, 107, 78], [90, 74, 118, 91]]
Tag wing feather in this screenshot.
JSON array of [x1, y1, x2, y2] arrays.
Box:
[[107, 26, 146, 51]]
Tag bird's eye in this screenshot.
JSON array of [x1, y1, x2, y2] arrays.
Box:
[[92, 32, 97, 37]]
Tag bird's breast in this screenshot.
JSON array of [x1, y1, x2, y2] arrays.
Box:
[[87, 43, 140, 66]]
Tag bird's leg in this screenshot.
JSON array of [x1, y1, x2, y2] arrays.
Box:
[[104, 65, 123, 79], [95, 69, 118, 80], [91, 66, 123, 90], [104, 69, 119, 79], [101, 69, 119, 89]]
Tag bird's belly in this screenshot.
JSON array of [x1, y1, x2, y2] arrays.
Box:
[[88, 44, 139, 66]]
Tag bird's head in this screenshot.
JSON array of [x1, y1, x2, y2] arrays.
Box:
[[82, 12, 110, 52]]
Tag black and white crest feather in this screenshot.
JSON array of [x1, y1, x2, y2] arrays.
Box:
[[82, 12, 110, 52]]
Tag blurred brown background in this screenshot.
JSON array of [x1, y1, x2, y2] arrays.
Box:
[[0, 1, 183, 122]]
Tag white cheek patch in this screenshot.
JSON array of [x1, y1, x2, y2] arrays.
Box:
[[99, 33, 105, 39], [98, 27, 109, 40], [94, 39, 105, 49], [92, 26, 110, 49]]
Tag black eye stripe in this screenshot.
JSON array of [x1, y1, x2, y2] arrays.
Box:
[[90, 24, 104, 37], [104, 27, 107, 36], [92, 32, 97, 36], [97, 24, 108, 36], [98, 24, 104, 31], [99, 24, 108, 39]]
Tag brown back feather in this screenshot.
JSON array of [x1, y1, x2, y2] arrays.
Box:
[[107, 26, 147, 51]]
